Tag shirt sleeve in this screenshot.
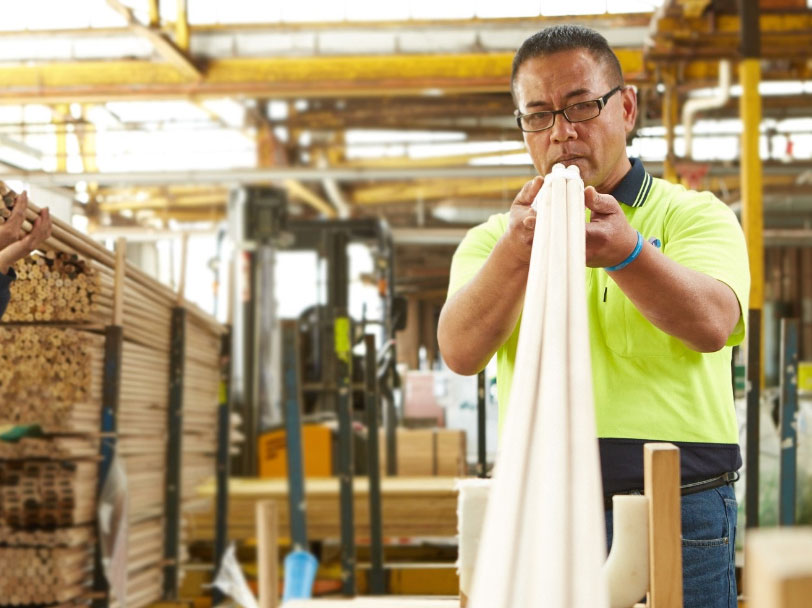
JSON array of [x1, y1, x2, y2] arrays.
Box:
[[0, 267, 17, 321], [662, 191, 751, 346], [447, 213, 509, 299]]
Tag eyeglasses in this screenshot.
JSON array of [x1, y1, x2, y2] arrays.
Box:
[[515, 86, 623, 133]]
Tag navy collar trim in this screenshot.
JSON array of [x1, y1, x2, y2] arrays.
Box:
[[610, 157, 652, 208]]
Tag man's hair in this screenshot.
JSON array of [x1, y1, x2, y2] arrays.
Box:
[[511, 25, 624, 102]]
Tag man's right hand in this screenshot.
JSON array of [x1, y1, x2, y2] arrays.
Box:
[[503, 176, 544, 264]]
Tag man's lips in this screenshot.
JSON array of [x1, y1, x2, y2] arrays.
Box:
[[555, 155, 584, 164]]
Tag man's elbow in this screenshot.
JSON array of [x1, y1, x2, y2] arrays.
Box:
[[439, 347, 484, 376], [437, 326, 484, 376], [686, 324, 731, 353]]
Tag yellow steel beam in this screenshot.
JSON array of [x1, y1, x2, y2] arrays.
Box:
[[148, 0, 160, 28], [175, 0, 189, 51], [52, 104, 69, 173], [655, 13, 812, 36], [106, 0, 200, 81], [100, 192, 227, 211], [677, 0, 713, 18], [352, 176, 528, 205], [76, 105, 98, 173], [740, 59, 764, 312], [148, 208, 225, 222], [283, 179, 337, 218], [0, 51, 651, 104], [661, 67, 678, 183]]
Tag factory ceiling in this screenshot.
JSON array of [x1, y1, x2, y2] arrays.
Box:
[[0, 0, 811, 300]]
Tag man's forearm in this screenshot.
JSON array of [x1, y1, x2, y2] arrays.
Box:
[[438, 237, 530, 375], [610, 242, 740, 352]]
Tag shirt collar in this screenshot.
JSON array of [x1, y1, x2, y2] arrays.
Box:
[[609, 157, 653, 208]]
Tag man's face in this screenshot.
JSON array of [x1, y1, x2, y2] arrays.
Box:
[[513, 49, 637, 193]]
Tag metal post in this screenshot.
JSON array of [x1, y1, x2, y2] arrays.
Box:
[[385, 386, 398, 476], [92, 324, 123, 608], [779, 318, 799, 526], [746, 310, 761, 529], [212, 330, 232, 606], [163, 307, 186, 598], [364, 335, 385, 593], [327, 229, 356, 596], [739, 0, 763, 531], [281, 320, 309, 549], [477, 370, 487, 478]]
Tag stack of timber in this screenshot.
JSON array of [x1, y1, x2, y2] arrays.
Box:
[[4, 252, 101, 322], [0, 438, 97, 606], [0, 324, 103, 604], [0, 184, 227, 607], [181, 314, 224, 513], [190, 477, 459, 543]]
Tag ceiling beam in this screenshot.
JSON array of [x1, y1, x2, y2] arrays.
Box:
[[0, 51, 648, 104], [105, 0, 202, 82]]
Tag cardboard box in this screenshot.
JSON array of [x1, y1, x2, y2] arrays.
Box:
[[258, 423, 332, 478], [380, 428, 467, 477]]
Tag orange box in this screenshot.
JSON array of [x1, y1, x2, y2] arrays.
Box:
[[258, 424, 333, 478]]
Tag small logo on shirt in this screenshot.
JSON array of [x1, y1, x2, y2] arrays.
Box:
[[648, 237, 661, 249]]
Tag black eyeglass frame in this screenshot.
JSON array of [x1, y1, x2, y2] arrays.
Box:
[[514, 86, 624, 133]]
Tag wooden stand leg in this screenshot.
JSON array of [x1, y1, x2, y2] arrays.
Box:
[[257, 500, 279, 608], [644, 443, 682, 608], [745, 528, 812, 608]]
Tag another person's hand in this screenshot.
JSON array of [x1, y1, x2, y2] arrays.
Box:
[[584, 186, 639, 268], [0, 191, 27, 251], [0, 195, 52, 274], [502, 176, 544, 265]]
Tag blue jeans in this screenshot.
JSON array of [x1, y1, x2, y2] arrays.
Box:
[[605, 484, 738, 608]]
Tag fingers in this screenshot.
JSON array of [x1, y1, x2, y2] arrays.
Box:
[[25, 208, 51, 248], [10, 190, 27, 215], [584, 186, 620, 216], [514, 176, 544, 208], [7, 191, 27, 226]]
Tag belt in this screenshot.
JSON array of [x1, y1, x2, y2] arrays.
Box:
[[603, 471, 739, 511]]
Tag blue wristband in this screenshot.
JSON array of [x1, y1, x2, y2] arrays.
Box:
[[605, 231, 643, 272]]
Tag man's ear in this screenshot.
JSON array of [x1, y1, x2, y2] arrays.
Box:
[[622, 86, 638, 135]]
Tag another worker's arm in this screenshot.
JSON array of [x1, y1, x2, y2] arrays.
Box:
[[0, 193, 52, 320], [584, 187, 743, 353], [437, 177, 542, 375], [0, 272, 11, 320]]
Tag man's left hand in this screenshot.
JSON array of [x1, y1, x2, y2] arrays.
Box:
[[584, 186, 638, 268]]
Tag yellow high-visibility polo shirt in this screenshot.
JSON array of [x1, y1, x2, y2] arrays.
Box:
[[446, 158, 750, 492]]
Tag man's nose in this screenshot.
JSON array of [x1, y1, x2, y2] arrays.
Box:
[[549, 114, 577, 143]]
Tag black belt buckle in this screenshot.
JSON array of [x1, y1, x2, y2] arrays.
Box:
[[680, 471, 739, 497], [604, 471, 739, 510]]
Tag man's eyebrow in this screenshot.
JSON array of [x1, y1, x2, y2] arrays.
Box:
[[523, 88, 594, 110]]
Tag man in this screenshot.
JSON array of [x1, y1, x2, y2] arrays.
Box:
[[438, 25, 749, 608], [0, 191, 52, 319]]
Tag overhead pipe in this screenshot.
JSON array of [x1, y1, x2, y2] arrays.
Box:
[[682, 60, 731, 159]]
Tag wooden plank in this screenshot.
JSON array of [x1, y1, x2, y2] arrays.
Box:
[[257, 500, 279, 608], [284, 599, 459, 607], [191, 477, 458, 541], [745, 527, 812, 608], [643, 443, 682, 608]]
